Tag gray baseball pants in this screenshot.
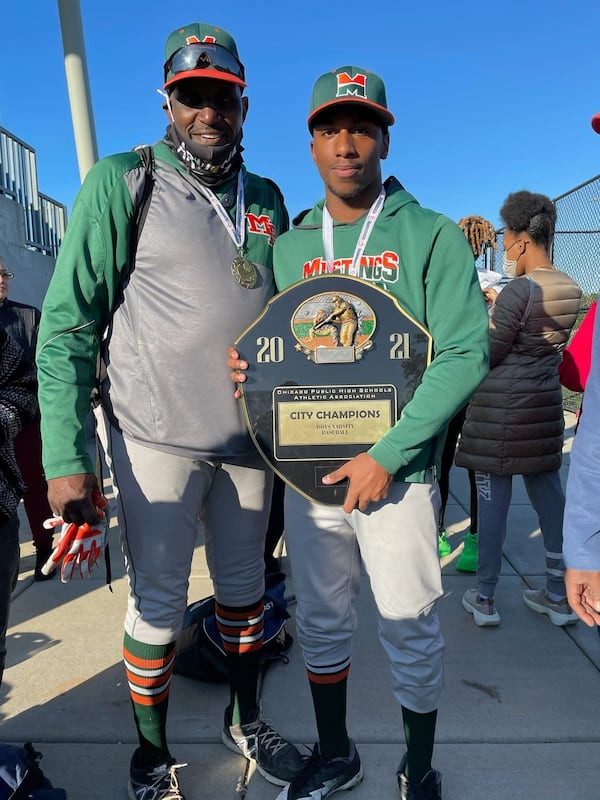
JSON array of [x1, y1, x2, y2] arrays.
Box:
[[284, 480, 445, 713], [97, 417, 272, 645]]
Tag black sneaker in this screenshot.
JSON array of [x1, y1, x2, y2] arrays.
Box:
[[128, 749, 187, 799], [276, 740, 363, 800], [396, 752, 442, 800], [222, 706, 304, 786]]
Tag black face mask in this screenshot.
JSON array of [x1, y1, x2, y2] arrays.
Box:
[[165, 123, 243, 187]]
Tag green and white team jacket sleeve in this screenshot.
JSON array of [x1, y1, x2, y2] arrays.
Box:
[[36, 155, 139, 479]]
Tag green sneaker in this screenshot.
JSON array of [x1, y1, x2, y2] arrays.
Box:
[[456, 532, 477, 572], [438, 529, 452, 557]]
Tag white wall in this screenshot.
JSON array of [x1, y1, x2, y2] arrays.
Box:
[[0, 193, 56, 309]]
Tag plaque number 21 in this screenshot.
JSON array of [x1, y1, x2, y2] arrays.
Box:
[[389, 333, 410, 359], [256, 336, 284, 363]]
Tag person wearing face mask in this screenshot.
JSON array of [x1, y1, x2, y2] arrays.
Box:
[[36, 22, 302, 800], [456, 191, 582, 627]]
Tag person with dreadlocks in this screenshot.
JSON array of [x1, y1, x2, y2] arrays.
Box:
[[437, 215, 497, 569], [458, 215, 496, 265]]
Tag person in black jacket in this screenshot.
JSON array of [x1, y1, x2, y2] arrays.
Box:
[[456, 191, 581, 627], [0, 260, 54, 580], [0, 328, 37, 685]]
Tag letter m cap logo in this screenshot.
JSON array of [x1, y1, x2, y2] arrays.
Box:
[[336, 72, 367, 99]]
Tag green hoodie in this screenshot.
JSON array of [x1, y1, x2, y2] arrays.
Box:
[[273, 177, 489, 482], [37, 142, 288, 479]]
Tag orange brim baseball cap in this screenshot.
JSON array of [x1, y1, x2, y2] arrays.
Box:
[[308, 65, 395, 130], [163, 22, 246, 90]]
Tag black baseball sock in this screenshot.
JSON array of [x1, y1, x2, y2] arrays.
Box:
[[401, 706, 437, 783], [309, 676, 349, 760]]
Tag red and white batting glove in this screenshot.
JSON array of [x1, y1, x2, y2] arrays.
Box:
[[41, 492, 108, 582]]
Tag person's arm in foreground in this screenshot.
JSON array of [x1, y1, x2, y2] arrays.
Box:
[[563, 305, 600, 624], [565, 569, 600, 626]]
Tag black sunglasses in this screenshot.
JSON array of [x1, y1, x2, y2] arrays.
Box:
[[164, 43, 245, 85]]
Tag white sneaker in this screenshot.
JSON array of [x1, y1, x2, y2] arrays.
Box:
[[222, 707, 304, 786], [128, 750, 187, 800], [462, 588, 500, 626], [523, 589, 578, 626]]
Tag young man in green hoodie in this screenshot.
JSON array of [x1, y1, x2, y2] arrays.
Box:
[[230, 66, 489, 800]]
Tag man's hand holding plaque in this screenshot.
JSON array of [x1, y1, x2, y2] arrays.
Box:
[[321, 452, 392, 513]]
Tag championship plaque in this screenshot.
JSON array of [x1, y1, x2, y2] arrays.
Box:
[[234, 275, 432, 505]]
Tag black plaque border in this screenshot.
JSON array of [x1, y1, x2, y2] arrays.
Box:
[[234, 274, 432, 505]]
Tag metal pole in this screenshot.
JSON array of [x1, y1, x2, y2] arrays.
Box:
[[57, 0, 99, 182]]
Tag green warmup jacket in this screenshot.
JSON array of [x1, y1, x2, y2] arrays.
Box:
[[273, 177, 490, 483], [37, 142, 288, 479]]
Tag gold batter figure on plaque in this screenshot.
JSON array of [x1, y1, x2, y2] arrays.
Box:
[[313, 295, 358, 347]]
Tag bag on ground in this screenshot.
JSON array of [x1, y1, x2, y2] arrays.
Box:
[[0, 742, 67, 799], [174, 576, 293, 682]]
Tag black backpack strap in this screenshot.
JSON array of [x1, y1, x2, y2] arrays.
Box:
[[130, 145, 155, 262], [95, 430, 112, 591], [93, 145, 155, 400]]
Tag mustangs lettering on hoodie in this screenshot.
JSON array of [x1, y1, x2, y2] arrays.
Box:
[[302, 251, 400, 283]]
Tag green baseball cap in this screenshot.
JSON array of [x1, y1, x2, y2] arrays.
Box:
[[163, 22, 246, 90], [308, 66, 395, 131]]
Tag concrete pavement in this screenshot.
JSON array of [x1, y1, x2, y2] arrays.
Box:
[[2, 410, 599, 799]]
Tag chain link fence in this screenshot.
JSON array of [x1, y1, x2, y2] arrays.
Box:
[[554, 175, 600, 299], [554, 175, 600, 410]]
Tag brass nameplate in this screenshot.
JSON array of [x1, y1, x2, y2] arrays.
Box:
[[313, 346, 356, 364], [274, 385, 396, 459]]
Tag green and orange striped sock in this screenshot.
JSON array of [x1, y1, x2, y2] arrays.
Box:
[[216, 599, 264, 725], [123, 632, 175, 768]]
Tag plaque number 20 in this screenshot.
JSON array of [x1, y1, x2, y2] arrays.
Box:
[[389, 333, 410, 359], [256, 336, 284, 363]]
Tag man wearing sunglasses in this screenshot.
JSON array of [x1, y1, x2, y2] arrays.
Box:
[[37, 22, 301, 800]]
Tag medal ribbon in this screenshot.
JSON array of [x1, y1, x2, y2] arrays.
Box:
[[322, 186, 386, 276], [196, 170, 246, 252]]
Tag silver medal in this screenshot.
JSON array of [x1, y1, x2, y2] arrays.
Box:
[[231, 256, 257, 289]]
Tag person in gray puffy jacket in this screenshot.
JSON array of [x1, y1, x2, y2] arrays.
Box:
[[456, 190, 581, 627]]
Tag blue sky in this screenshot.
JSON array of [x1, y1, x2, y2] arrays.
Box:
[[1, 0, 599, 228]]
